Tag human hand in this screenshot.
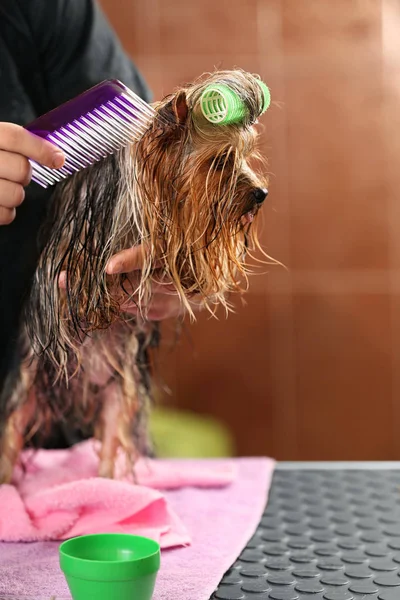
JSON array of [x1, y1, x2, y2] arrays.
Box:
[[58, 244, 204, 322], [0, 123, 65, 224], [107, 245, 204, 321]]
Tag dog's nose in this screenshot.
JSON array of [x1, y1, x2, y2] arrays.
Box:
[[253, 188, 268, 204]]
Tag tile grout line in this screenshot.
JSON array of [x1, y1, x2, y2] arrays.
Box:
[[382, 0, 400, 459], [257, 0, 299, 459]]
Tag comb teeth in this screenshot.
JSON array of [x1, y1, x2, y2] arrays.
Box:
[[25, 81, 156, 188]]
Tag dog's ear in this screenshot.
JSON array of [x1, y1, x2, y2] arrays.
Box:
[[158, 91, 189, 127], [172, 91, 189, 125]]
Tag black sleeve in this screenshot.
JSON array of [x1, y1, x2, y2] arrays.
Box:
[[16, 0, 151, 106], [0, 0, 151, 392]]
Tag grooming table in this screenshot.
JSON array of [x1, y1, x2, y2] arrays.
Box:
[[211, 462, 400, 600], [2, 459, 400, 599]]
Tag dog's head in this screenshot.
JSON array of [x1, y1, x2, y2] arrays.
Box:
[[130, 69, 271, 311]]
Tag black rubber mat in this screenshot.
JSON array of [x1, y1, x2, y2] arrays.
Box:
[[211, 467, 400, 600]]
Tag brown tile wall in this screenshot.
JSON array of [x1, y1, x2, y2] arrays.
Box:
[[99, 0, 400, 460]]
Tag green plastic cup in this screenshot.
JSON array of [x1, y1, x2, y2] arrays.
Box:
[[59, 533, 161, 600]]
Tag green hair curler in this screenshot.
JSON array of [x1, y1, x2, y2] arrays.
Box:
[[256, 80, 271, 113], [200, 79, 270, 125]]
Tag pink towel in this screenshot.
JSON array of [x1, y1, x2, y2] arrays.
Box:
[[154, 458, 275, 600], [0, 440, 236, 547], [0, 457, 275, 600]]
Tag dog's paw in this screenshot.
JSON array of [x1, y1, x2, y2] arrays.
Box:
[[98, 459, 115, 479], [0, 457, 14, 485]]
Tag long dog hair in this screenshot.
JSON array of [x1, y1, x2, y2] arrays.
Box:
[[0, 69, 271, 482]]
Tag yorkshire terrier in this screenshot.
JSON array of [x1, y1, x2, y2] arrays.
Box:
[[0, 69, 270, 483]]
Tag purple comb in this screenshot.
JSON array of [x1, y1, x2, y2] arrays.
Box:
[[25, 80, 156, 188]]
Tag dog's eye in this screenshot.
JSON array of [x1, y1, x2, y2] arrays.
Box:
[[212, 155, 227, 170]]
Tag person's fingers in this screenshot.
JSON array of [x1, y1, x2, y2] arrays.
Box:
[[0, 179, 25, 209], [58, 268, 176, 295], [0, 205, 16, 225], [122, 290, 204, 321], [106, 244, 164, 275], [0, 123, 65, 169], [0, 125, 64, 226], [121, 270, 177, 296], [58, 267, 203, 321], [106, 245, 145, 275], [58, 271, 67, 289], [122, 293, 181, 321], [150, 270, 178, 293], [0, 150, 32, 186]]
